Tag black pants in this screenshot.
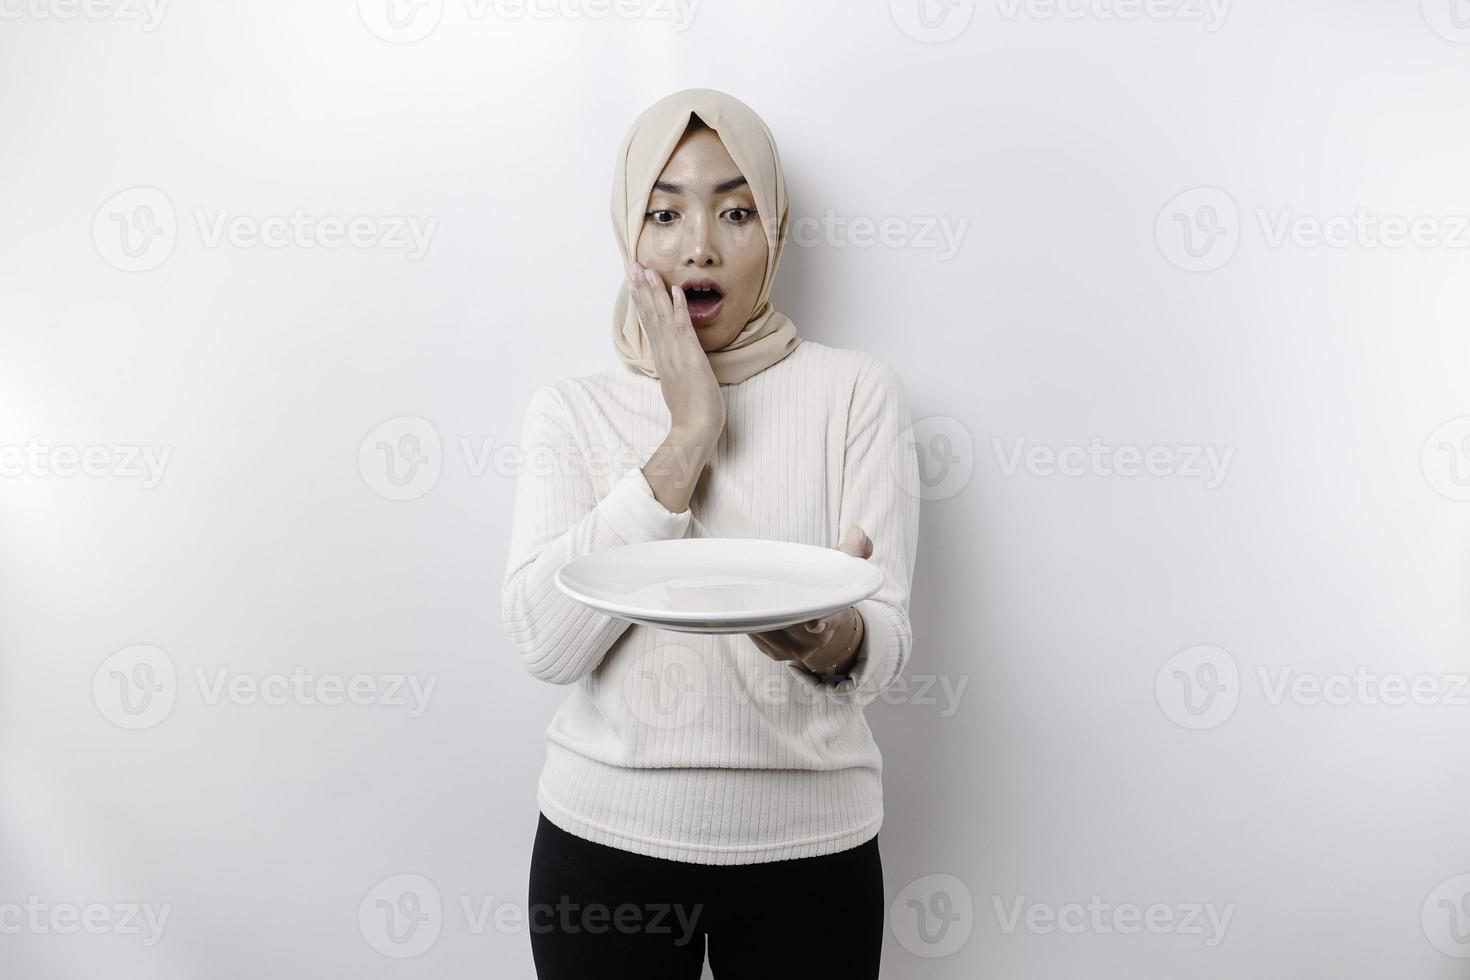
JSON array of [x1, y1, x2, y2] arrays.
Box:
[[527, 812, 884, 979]]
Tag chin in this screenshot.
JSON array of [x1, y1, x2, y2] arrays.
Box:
[[697, 324, 743, 350]]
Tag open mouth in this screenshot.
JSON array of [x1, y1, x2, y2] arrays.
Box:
[[681, 280, 725, 327]]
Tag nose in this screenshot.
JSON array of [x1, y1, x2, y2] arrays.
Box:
[[681, 211, 719, 267]]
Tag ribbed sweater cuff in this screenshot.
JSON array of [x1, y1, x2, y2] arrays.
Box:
[[784, 597, 906, 707], [597, 466, 692, 544]]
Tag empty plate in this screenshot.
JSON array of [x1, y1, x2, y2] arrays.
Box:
[[554, 537, 884, 634]]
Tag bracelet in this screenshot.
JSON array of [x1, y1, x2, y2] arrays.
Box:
[[805, 608, 863, 683], [838, 608, 864, 674]]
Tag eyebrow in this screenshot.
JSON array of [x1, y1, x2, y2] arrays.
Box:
[[651, 176, 749, 195]]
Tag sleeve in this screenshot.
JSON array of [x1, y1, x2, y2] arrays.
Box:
[[785, 357, 921, 707], [501, 384, 693, 685]]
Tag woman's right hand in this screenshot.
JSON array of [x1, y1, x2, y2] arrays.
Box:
[[628, 263, 726, 437]]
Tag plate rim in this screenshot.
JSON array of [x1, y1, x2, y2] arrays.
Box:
[[552, 537, 885, 625]]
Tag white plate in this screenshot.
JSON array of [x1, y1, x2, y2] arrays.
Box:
[[554, 537, 884, 634]]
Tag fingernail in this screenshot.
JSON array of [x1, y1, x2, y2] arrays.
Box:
[[644, 268, 658, 285]]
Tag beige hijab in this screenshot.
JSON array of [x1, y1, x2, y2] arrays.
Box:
[[610, 88, 802, 385]]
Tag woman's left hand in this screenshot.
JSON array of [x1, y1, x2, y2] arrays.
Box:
[[748, 526, 872, 677]]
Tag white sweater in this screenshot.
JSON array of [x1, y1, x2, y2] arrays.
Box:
[[501, 339, 920, 865]]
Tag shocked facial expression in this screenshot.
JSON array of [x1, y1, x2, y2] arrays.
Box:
[[635, 125, 770, 351]]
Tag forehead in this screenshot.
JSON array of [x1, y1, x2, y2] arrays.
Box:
[[655, 128, 747, 187]]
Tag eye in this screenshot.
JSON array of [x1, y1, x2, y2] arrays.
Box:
[[725, 207, 758, 224], [645, 210, 678, 225]]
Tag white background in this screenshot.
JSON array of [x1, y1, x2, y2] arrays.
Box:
[[3, 0, 1470, 976]]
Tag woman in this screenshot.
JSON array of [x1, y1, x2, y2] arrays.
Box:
[[502, 88, 921, 979]]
